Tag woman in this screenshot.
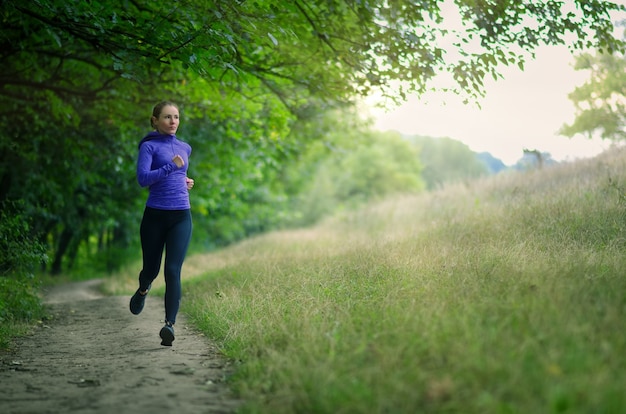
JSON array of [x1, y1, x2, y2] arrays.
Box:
[[130, 100, 194, 346]]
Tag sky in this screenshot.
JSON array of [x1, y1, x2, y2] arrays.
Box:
[[366, 10, 623, 166]]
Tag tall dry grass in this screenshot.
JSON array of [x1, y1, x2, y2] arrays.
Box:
[[106, 148, 626, 413]]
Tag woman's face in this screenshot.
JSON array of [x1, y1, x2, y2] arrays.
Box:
[[153, 105, 179, 135]]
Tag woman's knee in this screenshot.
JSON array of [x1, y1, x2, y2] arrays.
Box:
[[164, 263, 182, 280]]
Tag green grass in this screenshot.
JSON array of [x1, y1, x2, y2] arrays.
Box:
[[0, 275, 45, 349], [108, 148, 626, 413]]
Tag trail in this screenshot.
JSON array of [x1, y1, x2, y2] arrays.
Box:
[[0, 279, 241, 414]]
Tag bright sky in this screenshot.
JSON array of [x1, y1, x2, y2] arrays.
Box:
[[368, 46, 612, 166], [366, 3, 625, 166]]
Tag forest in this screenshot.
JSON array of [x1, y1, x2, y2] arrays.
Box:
[[0, 1, 625, 325]]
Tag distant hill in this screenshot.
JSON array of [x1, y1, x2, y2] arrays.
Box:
[[476, 152, 508, 174], [405, 134, 490, 189], [401, 133, 559, 181]]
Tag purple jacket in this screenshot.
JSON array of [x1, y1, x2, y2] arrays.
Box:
[[136, 131, 192, 210]]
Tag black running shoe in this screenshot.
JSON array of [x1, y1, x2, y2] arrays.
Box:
[[129, 285, 150, 315], [160, 322, 175, 346]]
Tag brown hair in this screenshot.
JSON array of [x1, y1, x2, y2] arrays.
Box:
[[150, 101, 179, 129]]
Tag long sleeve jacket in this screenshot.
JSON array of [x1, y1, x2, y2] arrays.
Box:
[[136, 132, 192, 210]]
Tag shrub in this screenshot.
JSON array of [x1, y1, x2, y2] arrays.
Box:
[[0, 201, 47, 347]]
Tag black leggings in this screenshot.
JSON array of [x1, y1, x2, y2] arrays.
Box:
[[138, 207, 192, 324]]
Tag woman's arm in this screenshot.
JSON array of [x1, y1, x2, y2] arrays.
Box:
[[136, 144, 176, 187]]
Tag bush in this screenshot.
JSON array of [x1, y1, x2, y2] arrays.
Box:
[[0, 276, 43, 322], [0, 207, 46, 277], [0, 201, 47, 347]]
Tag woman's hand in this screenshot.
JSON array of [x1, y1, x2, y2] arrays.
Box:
[[186, 177, 195, 190], [172, 155, 185, 168]]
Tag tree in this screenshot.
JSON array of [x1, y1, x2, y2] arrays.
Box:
[[410, 135, 489, 189], [1, 0, 625, 274], [287, 122, 425, 225], [3, 1, 624, 110], [515, 148, 557, 170], [560, 49, 626, 140]]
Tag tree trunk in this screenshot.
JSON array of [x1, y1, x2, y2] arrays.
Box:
[[50, 227, 73, 275]]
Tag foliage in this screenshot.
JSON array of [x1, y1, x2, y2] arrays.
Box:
[[312, 131, 424, 203], [1, 0, 625, 276], [0, 202, 46, 347], [409, 135, 489, 189], [0, 273, 45, 349], [279, 111, 426, 226], [130, 147, 626, 413], [0, 202, 47, 277], [7, 0, 623, 102], [179, 83, 296, 248], [561, 49, 626, 140], [0, 276, 44, 323]]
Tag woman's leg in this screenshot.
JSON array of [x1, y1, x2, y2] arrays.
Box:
[[162, 210, 192, 324], [139, 207, 167, 291]]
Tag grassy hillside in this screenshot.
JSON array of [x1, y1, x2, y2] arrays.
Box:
[[108, 147, 626, 413]]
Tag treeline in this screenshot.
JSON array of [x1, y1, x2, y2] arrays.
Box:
[[2, 104, 493, 276]]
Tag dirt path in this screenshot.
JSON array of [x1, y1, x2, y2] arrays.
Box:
[[0, 279, 242, 414]]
